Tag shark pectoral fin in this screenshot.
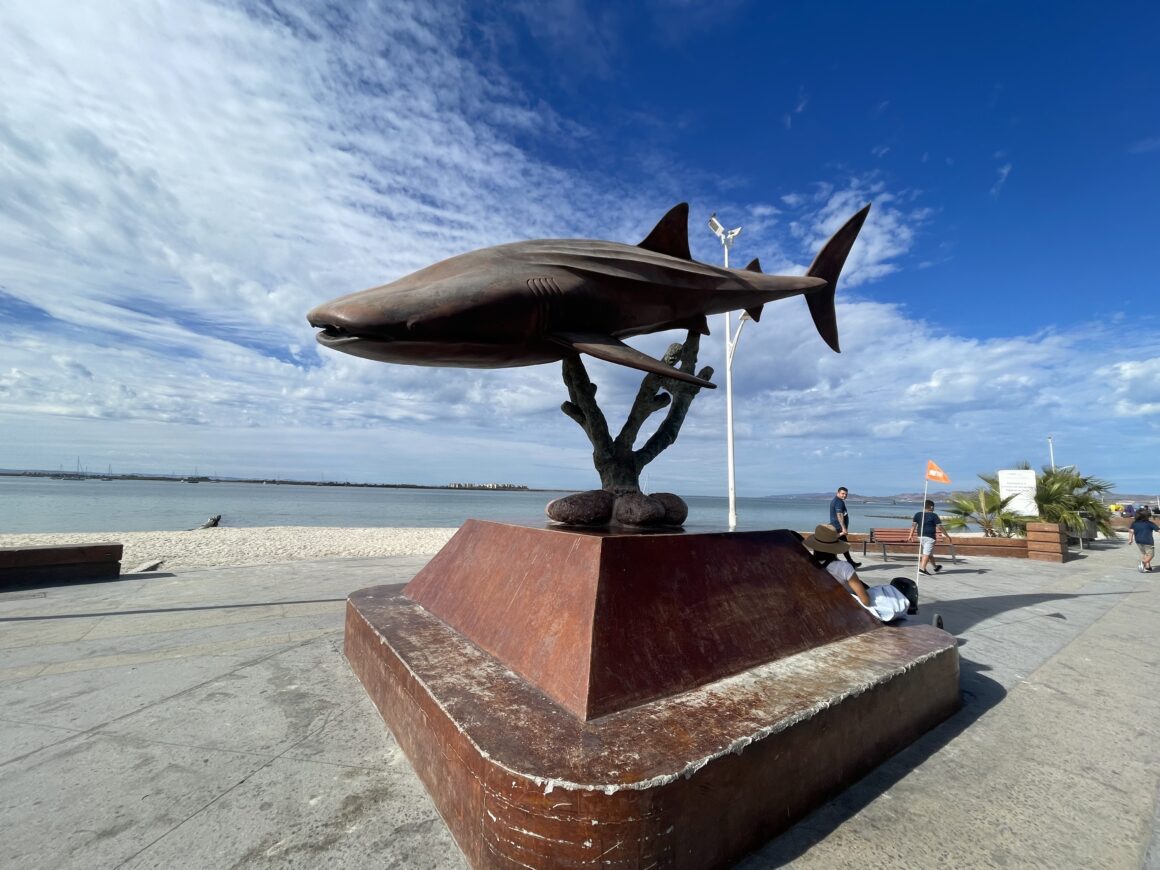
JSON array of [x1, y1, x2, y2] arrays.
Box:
[[669, 314, 711, 335], [549, 332, 716, 389], [637, 203, 693, 261]]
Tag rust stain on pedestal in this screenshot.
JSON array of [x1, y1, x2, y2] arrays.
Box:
[[403, 521, 877, 720], [346, 521, 960, 868]]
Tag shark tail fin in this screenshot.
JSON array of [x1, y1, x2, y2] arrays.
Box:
[[804, 204, 871, 353], [743, 258, 764, 321]]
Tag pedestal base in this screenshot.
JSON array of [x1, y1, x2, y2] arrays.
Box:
[[344, 522, 960, 868]]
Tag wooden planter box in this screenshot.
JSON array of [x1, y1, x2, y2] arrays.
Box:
[[0, 543, 123, 589], [1026, 522, 1069, 562]]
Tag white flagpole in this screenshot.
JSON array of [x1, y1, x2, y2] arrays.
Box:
[[916, 475, 929, 584]]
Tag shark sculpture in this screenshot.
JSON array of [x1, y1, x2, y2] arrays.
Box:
[[307, 203, 870, 388]]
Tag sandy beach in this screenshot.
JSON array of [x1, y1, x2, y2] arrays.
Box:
[[0, 524, 1010, 574], [0, 526, 459, 571]]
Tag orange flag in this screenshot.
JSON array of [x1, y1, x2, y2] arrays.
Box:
[[925, 460, 951, 485]]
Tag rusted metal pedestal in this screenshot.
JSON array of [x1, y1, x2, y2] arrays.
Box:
[[345, 520, 959, 869]]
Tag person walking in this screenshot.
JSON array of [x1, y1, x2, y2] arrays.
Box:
[[907, 499, 952, 576], [828, 486, 862, 568], [1128, 507, 1159, 572]]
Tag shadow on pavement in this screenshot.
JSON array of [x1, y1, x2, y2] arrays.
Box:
[[925, 590, 1140, 636], [0, 571, 177, 594], [739, 657, 1005, 868], [740, 584, 1141, 867], [0, 597, 348, 622]]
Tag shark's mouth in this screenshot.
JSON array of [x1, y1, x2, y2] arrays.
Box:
[[314, 324, 362, 345], [313, 327, 369, 352], [313, 321, 413, 346]]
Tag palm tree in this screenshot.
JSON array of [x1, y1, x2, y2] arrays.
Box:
[[943, 477, 1029, 537], [1034, 467, 1116, 538], [943, 467, 1116, 539]]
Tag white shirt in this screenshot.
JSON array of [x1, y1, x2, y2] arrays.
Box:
[[824, 560, 857, 589], [825, 561, 909, 621]]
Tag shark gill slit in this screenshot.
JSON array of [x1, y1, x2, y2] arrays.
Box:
[[527, 276, 561, 333]]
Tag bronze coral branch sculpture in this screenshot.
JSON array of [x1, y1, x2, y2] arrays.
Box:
[[551, 331, 713, 526]]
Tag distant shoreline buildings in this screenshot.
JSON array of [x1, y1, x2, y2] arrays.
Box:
[[446, 482, 528, 490], [0, 469, 528, 491]]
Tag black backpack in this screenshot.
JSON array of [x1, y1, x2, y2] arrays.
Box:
[[890, 577, 919, 615]]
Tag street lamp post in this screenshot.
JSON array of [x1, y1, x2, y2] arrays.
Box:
[[708, 213, 746, 530], [1047, 434, 1055, 472]]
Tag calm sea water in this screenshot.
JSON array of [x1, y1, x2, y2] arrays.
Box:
[[0, 476, 928, 535]]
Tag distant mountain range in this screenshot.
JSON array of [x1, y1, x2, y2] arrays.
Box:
[[762, 491, 1159, 505], [761, 492, 954, 503]]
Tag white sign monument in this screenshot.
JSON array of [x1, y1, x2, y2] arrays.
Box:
[[998, 469, 1038, 517]]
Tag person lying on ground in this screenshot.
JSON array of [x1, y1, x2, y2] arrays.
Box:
[[802, 524, 910, 622]]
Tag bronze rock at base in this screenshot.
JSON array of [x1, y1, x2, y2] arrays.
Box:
[[612, 491, 667, 526], [545, 490, 689, 528], [544, 490, 615, 525], [649, 492, 689, 525]]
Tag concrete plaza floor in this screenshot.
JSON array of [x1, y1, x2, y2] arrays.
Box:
[[1, 538, 1158, 869]]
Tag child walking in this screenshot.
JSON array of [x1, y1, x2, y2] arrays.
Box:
[[1128, 508, 1159, 573]]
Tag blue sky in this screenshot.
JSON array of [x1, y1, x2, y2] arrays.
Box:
[[1, 0, 1158, 496]]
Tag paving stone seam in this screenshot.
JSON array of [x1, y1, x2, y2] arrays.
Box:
[[964, 570, 1160, 866], [0, 632, 333, 770], [108, 691, 382, 868], [0, 627, 339, 681]]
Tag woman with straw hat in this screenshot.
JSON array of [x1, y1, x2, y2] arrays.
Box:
[[803, 523, 872, 605], [803, 523, 911, 621]]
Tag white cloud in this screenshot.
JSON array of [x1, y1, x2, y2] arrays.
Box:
[[990, 162, 1013, 197], [794, 87, 810, 114], [1103, 358, 1160, 416], [771, 177, 922, 287], [3, 1, 1159, 498]]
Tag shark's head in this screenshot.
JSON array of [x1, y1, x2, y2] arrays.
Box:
[[307, 246, 568, 366]]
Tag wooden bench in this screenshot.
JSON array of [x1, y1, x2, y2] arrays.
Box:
[[863, 528, 958, 563], [0, 543, 123, 590]]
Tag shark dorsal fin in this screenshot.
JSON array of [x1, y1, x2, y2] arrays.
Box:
[[638, 203, 692, 260], [745, 257, 762, 272]]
